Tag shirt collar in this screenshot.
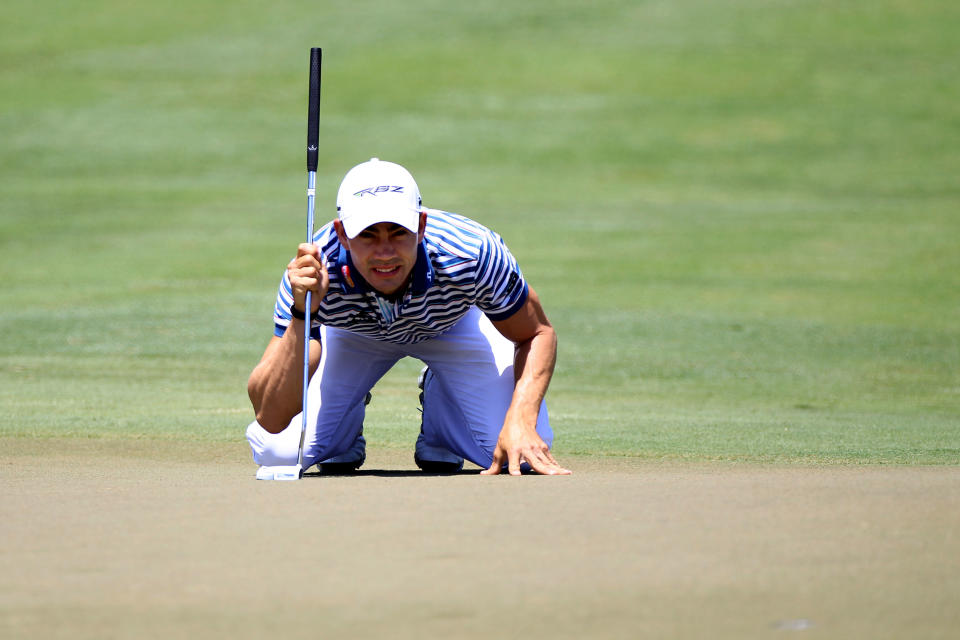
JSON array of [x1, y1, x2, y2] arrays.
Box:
[[409, 241, 435, 294]]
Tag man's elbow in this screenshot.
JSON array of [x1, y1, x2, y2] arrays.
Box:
[[247, 372, 291, 434], [255, 412, 291, 434], [515, 323, 556, 353], [252, 403, 294, 434], [247, 370, 264, 416], [538, 323, 558, 354], [545, 323, 557, 345]]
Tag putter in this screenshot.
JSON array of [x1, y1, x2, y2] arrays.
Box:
[[257, 47, 322, 481]]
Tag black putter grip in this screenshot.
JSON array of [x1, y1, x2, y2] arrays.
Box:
[[306, 47, 322, 172]]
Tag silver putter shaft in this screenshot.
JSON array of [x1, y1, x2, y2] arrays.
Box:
[[257, 47, 321, 481]]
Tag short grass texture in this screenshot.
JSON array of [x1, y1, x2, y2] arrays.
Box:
[[1, 0, 958, 464]]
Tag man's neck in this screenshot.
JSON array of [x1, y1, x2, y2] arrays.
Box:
[[374, 279, 411, 302]]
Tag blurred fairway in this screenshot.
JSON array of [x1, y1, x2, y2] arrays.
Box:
[[1, 0, 957, 463]]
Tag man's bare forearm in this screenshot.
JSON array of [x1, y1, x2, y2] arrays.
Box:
[[506, 324, 557, 427], [483, 318, 568, 476], [247, 321, 318, 433], [249, 242, 328, 433]]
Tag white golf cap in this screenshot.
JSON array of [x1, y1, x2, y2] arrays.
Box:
[[336, 158, 422, 239]]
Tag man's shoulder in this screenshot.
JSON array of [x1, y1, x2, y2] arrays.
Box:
[[311, 221, 339, 252], [423, 209, 495, 260]]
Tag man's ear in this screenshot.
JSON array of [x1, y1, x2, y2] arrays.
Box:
[[417, 211, 427, 243], [333, 219, 350, 248]]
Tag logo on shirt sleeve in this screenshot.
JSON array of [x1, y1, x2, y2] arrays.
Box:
[[505, 271, 520, 294]]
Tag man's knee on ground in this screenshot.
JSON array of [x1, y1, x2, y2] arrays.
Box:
[[246, 421, 301, 466]]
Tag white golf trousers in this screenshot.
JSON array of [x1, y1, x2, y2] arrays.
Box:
[[246, 306, 552, 469]]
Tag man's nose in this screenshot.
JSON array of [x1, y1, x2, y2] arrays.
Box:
[[373, 237, 396, 256]]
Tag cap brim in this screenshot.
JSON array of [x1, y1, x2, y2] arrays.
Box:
[[340, 206, 421, 239]]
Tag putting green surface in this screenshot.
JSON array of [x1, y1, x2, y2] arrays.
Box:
[[2, 439, 959, 639], [2, 0, 958, 463]]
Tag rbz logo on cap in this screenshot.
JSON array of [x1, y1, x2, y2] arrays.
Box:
[[354, 185, 404, 197]]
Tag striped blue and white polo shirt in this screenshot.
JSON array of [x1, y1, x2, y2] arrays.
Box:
[[272, 209, 529, 344]]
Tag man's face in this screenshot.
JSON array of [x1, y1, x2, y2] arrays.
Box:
[[336, 214, 425, 296]]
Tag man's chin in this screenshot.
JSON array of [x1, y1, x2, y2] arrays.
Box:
[[365, 271, 407, 297]]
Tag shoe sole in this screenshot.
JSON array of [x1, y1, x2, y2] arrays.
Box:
[[414, 457, 464, 473], [318, 460, 364, 475]]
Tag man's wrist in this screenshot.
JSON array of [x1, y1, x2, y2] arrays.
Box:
[[290, 304, 307, 321]]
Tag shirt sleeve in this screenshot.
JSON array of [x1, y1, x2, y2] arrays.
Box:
[[474, 229, 529, 321], [272, 270, 296, 337]]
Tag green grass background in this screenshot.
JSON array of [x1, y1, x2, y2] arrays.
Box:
[[1, 0, 957, 463]]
